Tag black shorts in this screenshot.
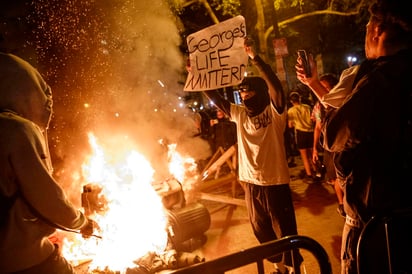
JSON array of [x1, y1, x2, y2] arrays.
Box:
[[295, 129, 313, 149]]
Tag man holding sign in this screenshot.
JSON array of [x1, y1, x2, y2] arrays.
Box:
[[196, 37, 303, 273], [184, 15, 248, 91]]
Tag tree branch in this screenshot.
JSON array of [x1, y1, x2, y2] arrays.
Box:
[[265, 0, 368, 39], [200, 0, 220, 24]]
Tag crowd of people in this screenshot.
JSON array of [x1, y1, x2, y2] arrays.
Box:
[[283, 73, 347, 218], [194, 1, 412, 273], [296, 0, 412, 273]]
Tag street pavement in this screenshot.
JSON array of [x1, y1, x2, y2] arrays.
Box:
[[196, 156, 344, 274]]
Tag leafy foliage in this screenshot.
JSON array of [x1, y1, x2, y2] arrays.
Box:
[[210, 0, 241, 16], [175, 0, 370, 87]]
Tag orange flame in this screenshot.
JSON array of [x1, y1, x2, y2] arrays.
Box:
[[62, 133, 175, 271]]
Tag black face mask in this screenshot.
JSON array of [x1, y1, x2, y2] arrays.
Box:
[[240, 76, 270, 117], [243, 92, 270, 117]]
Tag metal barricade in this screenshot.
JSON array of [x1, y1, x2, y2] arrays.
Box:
[[356, 207, 412, 274], [168, 235, 332, 274]]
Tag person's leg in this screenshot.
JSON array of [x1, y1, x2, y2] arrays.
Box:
[[306, 147, 315, 174], [266, 184, 303, 270], [341, 223, 361, 274], [334, 180, 346, 217], [324, 151, 345, 216], [299, 148, 313, 177], [243, 183, 283, 264], [296, 130, 314, 179], [334, 180, 344, 204]]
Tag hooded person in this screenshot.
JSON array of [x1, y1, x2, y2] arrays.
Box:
[[0, 52, 95, 273], [201, 38, 302, 273]]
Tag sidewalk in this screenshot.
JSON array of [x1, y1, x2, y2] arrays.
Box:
[[197, 156, 344, 273]]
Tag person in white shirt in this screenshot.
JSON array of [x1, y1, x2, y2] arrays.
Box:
[[202, 38, 302, 274]]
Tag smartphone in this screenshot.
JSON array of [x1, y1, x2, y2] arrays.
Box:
[[297, 50, 312, 77]]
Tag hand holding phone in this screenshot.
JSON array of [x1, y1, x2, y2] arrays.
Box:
[[297, 50, 312, 77]]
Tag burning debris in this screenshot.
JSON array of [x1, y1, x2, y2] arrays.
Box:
[[87, 250, 204, 274], [61, 133, 209, 273], [79, 180, 209, 273], [2, 0, 215, 272]]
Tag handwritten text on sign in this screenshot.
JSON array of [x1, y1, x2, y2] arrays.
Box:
[[184, 16, 248, 91]]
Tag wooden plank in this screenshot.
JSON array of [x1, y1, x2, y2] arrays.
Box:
[[199, 193, 246, 207], [198, 173, 237, 191]]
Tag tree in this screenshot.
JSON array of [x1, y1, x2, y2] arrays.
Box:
[[175, 0, 370, 87]]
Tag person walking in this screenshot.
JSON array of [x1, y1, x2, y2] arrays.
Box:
[[199, 37, 303, 274], [296, 0, 412, 272], [287, 90, 315, 183], [0, 52, 97, 273]]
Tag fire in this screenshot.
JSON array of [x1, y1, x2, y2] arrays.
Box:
[[167, 143, 197, 183], [61, 133, 197, 272]]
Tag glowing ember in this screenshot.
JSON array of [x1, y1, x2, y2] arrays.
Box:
[[62, 133, 175, 272]]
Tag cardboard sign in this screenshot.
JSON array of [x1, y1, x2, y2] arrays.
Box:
[[184, 15, 248, 92]]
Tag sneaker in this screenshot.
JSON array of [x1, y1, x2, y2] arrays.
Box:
[[337, 204, 346, 218]]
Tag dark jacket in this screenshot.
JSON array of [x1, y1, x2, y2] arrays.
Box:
[[210, 117, 237, 152], [323, 49, 412, 222]]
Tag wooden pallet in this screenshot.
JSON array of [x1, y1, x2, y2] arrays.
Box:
[[197, 145, 245, 206]]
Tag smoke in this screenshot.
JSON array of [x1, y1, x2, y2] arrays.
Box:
[[17, 0, 212, 192]]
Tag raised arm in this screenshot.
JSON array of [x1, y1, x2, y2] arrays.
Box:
[[295, 53, 329, 105], [244, 38, 286, 113]]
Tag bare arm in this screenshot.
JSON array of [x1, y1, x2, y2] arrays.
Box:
[[295, 53, 329, 105]]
